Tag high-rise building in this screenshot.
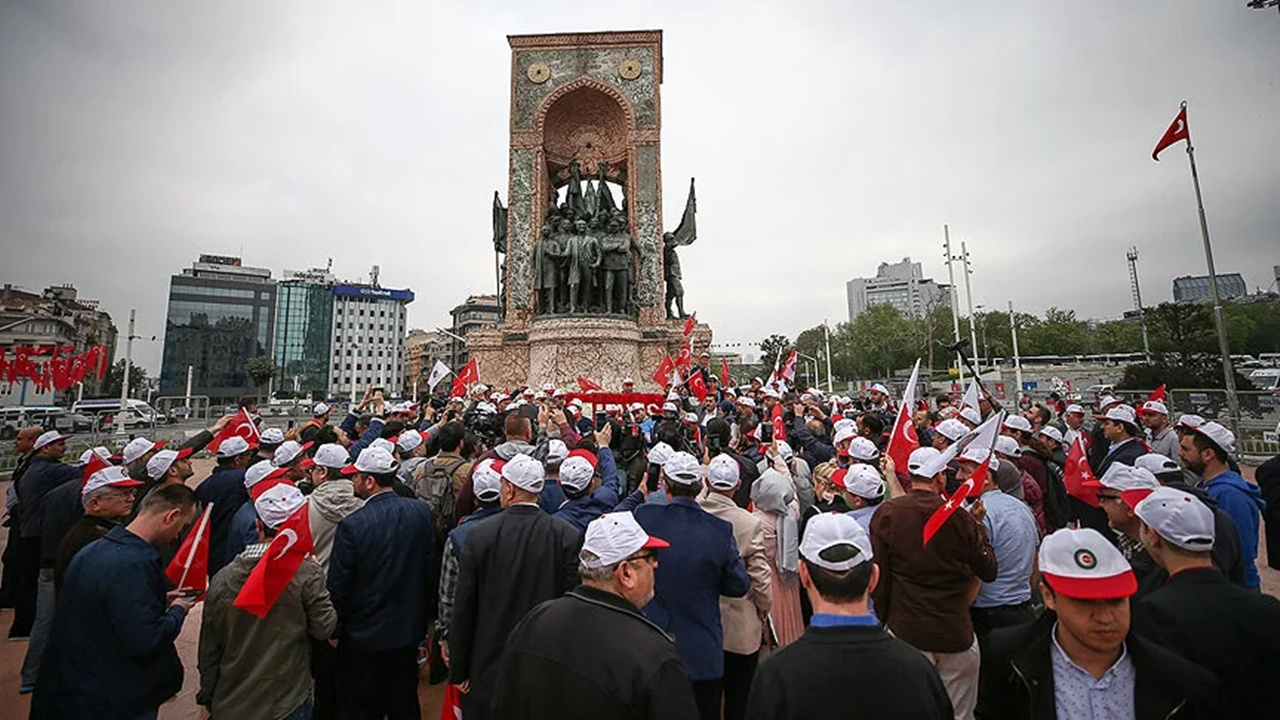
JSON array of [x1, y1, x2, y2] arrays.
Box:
[[448, 294, 501, 369], [0, 283, 117, 406], [160, 255, 277, 405], [328, 284, 414, 400], [274, 267, 338, 399], [846, 257, 949, 321], [1172, 273, 1248, 303]]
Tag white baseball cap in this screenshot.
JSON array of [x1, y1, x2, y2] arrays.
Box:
[[244, 460, 287, 491], [959, 407, 982, 425], [1174, 414, 1204, 430], [868, 383, 890, 396], [799, 512, 873, 571], [833, 425, 859, 445], [936, 418, 968, 442], [1086, 464, 1160, 509], [1097, 395, 1121, 410], [217, 435, 253, 458], [1064, 404, 1085, 415], [1135, 453, 1181, 477], [1102, 404, 1138, 427], [273, 440, 311, 467], [121, 437, 164, 465], [546, 439, 569, 463], [832, 418, 856, 436], [259, 427, 285, 445], [341, 446, 400, 476], [78, 446, 112, 466], [706, 454, 741, 490], [254, 483, 306, 530], [647, 442, 675, 467], [312, 443, 349, 469], [774, 440, 794, 462], [1003, 415, 1033, 433], [502, 453, 545, 493], [832, 464, 885, 500], [847, 437, 879, 462], [1141, 400, 1168, 416], [736, 397, 756, 409], [313, 402, 331, 417], [1134, 487, 1215, 552], [1192, 421, 1235, 456], [580, 511, 669, 569], [762, 387, 781, 399], [622, 377, 634, 385], [1036, 425, 1064, 444], [662, 451, 702, 486], [397, 430, 423, 453], [959, 445, 992, 465], [907, 446, 944, 477], [662, 402, 679, 414], [994, 435, 1021, 459], [559, 455, 596, 492], [369, 438, 397, 455], [82, 466, 143, 497], [472, 458, 505, 501], [146, 446, 195, 480], [1038, 527, 1137, 599]]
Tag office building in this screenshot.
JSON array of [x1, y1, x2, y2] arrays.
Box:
[[0, 283, 117, 406], [328, 283, 414, 400], [404, 329, 452, 397], [846, 257, 949, 321], [448, 294, 501, 368], [1172, 273, 1248, 303], [160, 255, 277, 405], [274, 267, 338, 399]]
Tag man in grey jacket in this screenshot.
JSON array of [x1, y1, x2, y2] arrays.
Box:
[[1141, 401, 1179, 461]]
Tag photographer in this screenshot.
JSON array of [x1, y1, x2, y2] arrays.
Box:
[[705, 418, 760, 510]]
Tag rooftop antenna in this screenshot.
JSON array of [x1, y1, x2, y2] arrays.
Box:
[[370, 265, 380, 287]]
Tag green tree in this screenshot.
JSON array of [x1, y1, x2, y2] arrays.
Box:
[[1090, 319, 1144, 354], [102, 359, 149, 399], [758, 334, 791, 372], [245, 356, 278, 397], [838, 304, 917, 379], [1020, 307, 1089, 356]]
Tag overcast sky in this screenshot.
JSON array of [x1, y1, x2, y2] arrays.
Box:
[[2, 1, 1277, 373]]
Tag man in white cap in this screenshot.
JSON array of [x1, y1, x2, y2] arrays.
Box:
[[870, 446, 995, 719], [537, 438, 571, 514], [436, 458, 505, 670], [966, 446, 1039, 644], [393, 429, 428, 487], [1140, 400, 1178, 461], [198, 484, 336, 720], [1180, 422, 1263, 589], [223, 460, 290, 565], [195, 436, 256, 578], [55, 466, 142, 592], [627, 451, 750, 720], [1083, 464, 1163, 597], [450, 453, 582, 719], [494, 511, 698, 718], [1059, 403, 1087, 448], [1027, 425, 1072, 530], [866, 383, 892, 414], [698, 454, 772, 720], [1136, 453, 1246, 586], [121, 435, 168, 482], [146, 446, 196, 488], [9, 430, 77, 640], [1132, 487, 1280, 719], [1092, 404, 1146, 479], [33, 483, 200, 718], [256, 426, 285, 464], [831, 464, 886, 534], [978, 527, 1224, 719], [746, 513, 953, 720], [327, 446, 435, 719], [452, 411, 536, 523], [553, 436, 624, 532], [273, 440, 312, 483]]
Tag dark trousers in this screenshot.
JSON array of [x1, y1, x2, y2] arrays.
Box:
[[310, 638, 337, 720], [691, 678, 723, 720], [8, 537, 40, 638], [722, 651, 758, 720], [971, 602, 1035, 642], [460, 690, 490, 720], [0, 525, 17, 607], [335, 644, 420, 720]]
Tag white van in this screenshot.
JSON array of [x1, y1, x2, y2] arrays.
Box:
[[72, 398, 166, 426]]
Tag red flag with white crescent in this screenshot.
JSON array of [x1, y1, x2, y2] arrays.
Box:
[[451, 359, 479, 398], [922, 411, 1003, 545], [207, 409, 261, 454], [577, 376, 603, 393], [80, 452, 111, 487], [675, 342, 693, 371], [720, 356, 730, 387], [780, 350, 798, 384], [688, 373, 708, 402], [1148, 384, 1166, 404], [652, 355, 676, 388], [166, 503, 214, 595], [1064, 435, 1100, 508], [1152, 104, 1189, 161], [682, 312, 697, 338], [234, 504, 314, 619], [886, 359, 922, 475]]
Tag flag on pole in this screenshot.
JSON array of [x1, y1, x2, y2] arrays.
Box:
[[1152, 104, 1189, 161], [653, 355, 676, 388], [720, 357, 730, 387], [1148, 384, 1166, 404], [779, 350, 798, 384], [886, 359, 922, 474], [577, 376, 603, 393], [958, 379, 980, 413], [207, 409, 261, 454], [234, 504, 314, 619], [688, 373, 708, 402], [451, 359, 479, 398], [922, 411, 1003, 545], [166, 503, 214, 594], [426, 360, 451, 391], [1064, 436, 1100, 508], [770, 402, 786, 442], [675, 342, 693, 372], [682, 311, 698, 338]]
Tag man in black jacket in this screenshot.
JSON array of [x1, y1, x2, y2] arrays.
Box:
[[977, 526, 1224, 719], [1131, 486, 1280, 720], [450, 453, 582, 720], [747, 512, 951, 719], [494, 511, 697, 719], [1090, 404, 1147, 479], [1136, 453, 1246, 586], [10, 431, 79, 640]]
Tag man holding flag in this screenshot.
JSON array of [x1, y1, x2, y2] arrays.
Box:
[[198, 484, 336, 720]]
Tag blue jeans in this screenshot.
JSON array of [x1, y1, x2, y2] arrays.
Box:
[[20, 568, 56, 685]]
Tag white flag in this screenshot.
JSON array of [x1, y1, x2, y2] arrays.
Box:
[[959, 379, 980, 412], [426, 360, 451, 391]]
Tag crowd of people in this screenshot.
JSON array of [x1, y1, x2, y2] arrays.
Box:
[[2, 371, 1279, 719]]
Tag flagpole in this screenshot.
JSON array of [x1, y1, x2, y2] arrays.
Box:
[[822, 318, 834, 393], [1183, 102, 1242, 443], [944, 226, 965, 386]]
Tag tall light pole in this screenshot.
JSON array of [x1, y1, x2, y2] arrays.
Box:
[[120, 309, 136, 408], [822, 318, 834, 392], [962, 241, 981, 371], [944, 226, 964, 385], [1126, 247, 1152, 363], [1009, 300, 1024, 403]]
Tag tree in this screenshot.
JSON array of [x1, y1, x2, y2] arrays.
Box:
[[245, 356, 278, 397], [102, 359, 149, 399], [758, 334, 791, 372], [838, 304, 917, 379]]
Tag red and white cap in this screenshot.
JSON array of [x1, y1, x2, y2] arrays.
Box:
[[146, 446, 195, 480], [1003, 415, 1033, 433], [254, 483, 306, 529], [369, 438, 396, 455], [832, 464, 885, 500], [341, 446, 400, 476], [737, 396, 756, 409], [662, 452, 702, 486], [121, 437, 165, 465], [273, 440, 312, 467], [313, 402, 332, 417], [1101, 404, 1138, 426], [1134, 487, 1215, 552], [259, 427, 285, 445], [312, 443, 350, 469], [1134, 453, 1181, 477], [580, 511, 669, 569], [1084, 463, 1160, 509], [502, 453, 545, 493], [217, 436, 253, 458], [1192, 421, 1235, 455], [833, 425, 859, 445], [397, 430, 424, 453], [82, 466, 143, 496], [994, 435, 1022, 459], [1141, 400, 1168, 416], [1064, 404, 1086, 416], [33, 430, 72, 451], [78, 446, 112, 466], [1036, 425, 1064, 444], [1174, 414, 1204, 430], [472, 458, 505, 501], [559, 454, 596, 492], [762, 387, 781, 399], [706, 454, 741, 490], [245, 462, 290, 500], [647, 442, 676, 467], [1038, 527, 1137, 599], [799, 512, 873, 571], [1097, 395, 1121, 411], [868, 383, 890, 397], [622, 377, 634, 385]]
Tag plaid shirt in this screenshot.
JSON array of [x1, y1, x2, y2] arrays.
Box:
[[436, 535, 460, 640]]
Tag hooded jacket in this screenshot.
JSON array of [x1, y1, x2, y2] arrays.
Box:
[[1162, 480, 1246, 587], [1201, 469, 1264, 587], [308, 479, 364, 573]]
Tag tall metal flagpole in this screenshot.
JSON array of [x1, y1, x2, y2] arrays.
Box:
[[961, 242, 981, 369], [944, 226, 964, 386], [823, 318, 835, 393], [1009, 300, 1024, 404], [1183, 103, 1242, 442]]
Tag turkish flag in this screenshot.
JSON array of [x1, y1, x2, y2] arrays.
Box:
[[780, 350, 798, 384], [652, 355, 676, 388], [234, 503, 314, 619], [451, 359, 479, 398], [772, 414, 786, 445], [923, 410, 1002, 545], [166, 503, 214, 595], [207, 409, 261, 454], [1064, 436, 1100, 508], [80, 452, 111, 487], [688, 373, 708, 402], [675, 342, 693, 371], [682, 311, 697, 338], [720, 357, 730, 387], [1152, 105, 1188, 161], [440, 683, 463, 720], [1148, 384, 1166, 404], [887, 360, 922, 476], [577, 376, 603, 393]]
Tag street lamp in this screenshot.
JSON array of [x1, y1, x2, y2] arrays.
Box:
[[975, 304, 990, 366]]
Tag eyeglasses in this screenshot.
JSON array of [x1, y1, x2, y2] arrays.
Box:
[[623, 551, 658, 566], [1097, 493, 1124, 504]]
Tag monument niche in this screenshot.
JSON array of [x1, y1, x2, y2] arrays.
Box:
[[468, 30, 709, 391]]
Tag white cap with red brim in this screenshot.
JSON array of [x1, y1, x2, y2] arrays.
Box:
[[82, 466, 143, 496], [1134, 486, 1215, 552], [1039, 527, 1137, 599], [502, 454, 545, 493], [580, 511, 669, 569]]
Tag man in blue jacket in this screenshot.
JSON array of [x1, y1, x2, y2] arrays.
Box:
[[10, 431, 79, 640], [32, 481, 199, 719], [328, 445, 435, 720], [630, 450, 750, 720], [195, 435, 256, 578], [553, 430, 622, 531], [1181, 422, 1265, 589]]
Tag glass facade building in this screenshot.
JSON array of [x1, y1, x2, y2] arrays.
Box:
[[274, 280, 335, 398], [160, 256, 276, 405], [1172, 273, 1247, 303]]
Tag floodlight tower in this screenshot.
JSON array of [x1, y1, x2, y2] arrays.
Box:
[[1126, 247, 1152, 362]]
